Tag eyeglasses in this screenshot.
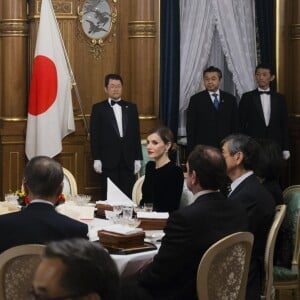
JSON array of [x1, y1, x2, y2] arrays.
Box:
[[27, 286, 88, 300]]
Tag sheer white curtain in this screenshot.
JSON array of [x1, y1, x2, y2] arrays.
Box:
[[178, 0, 256, 137], [179, 0, 215, 136], [212, 0, 257, 96]]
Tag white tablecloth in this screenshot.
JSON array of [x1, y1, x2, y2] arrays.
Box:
[[81, 218, 160, 277]]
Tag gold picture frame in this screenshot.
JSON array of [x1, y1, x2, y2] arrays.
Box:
[[77, 0, 117, 59]]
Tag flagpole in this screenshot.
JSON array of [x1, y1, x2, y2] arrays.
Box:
[[48, 0, 89, 138]]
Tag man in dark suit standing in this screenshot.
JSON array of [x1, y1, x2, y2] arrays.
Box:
[[0, 156, 88, 253], [186, 66, 239, 154], [121, 144, 248, 300], [239, 63, 290, 160], [221, 134, 275, 300], [90, 74, 143, 198]]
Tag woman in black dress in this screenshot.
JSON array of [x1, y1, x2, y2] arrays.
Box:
[[140, 126, 184, 212]]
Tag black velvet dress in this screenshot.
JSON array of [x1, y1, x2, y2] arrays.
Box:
[[140, 161, 184, 212]]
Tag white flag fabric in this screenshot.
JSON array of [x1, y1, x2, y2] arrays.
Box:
[[25, 0, 75, 160]]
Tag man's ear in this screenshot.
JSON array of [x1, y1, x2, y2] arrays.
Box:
[[235, 151, 244, 165], [270, 74, 275, 82]]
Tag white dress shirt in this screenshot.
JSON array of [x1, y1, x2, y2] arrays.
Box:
[[258, 88, 271, 126], [209, 90, 220, 105], [109, 98, 123, 137], [229, 171, 254, 195]]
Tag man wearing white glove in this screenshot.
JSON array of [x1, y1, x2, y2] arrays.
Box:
[[239, 64, 290, 157], [90, 74, 143, 198]]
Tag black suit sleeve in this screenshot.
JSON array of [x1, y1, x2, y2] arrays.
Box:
[[139, 212, 192, 287], [279, 94, 289, 150], [186, 96, 197, 154], [238, 93, 249, 134]]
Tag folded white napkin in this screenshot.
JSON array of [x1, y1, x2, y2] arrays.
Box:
[[102, 224, 143, 235], [56, 203, 94, 220], [137, 212, 169, 219], [105, 178, 135, 206]]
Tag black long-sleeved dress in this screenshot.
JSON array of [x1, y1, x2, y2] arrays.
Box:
[[140, 161, 184, 212]]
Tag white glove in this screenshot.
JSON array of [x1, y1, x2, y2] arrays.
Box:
[[93, 160, 102, 173], [134, 160, 141, 174], [282, 150, 290, 160]]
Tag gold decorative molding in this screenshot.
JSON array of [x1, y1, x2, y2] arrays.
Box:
[[0, 20, 29, 37], [0, 117, 28, 122], [36, 0, 73, 15], [128, 21, 156, 38], [76, 0, 118, 60], [139, 115, 157, 120]]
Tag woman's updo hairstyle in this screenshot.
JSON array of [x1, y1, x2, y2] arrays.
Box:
[[147, 126, 177, 154]]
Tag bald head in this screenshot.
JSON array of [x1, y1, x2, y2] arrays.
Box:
[[24, 156, 63, 198]]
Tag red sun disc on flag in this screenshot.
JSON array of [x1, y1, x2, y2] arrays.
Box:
[[28, 55, 57, 116]]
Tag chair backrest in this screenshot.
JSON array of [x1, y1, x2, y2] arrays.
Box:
[[0, 244, 45, 300], [261, 204, 286, 299], [132, 175, 145, 205], [277, 185, 300, 273], [197, 232, 254, 300], [63, 167, 78, 196]]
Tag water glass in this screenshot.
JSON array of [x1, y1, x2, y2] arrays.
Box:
[[113, 205, 123, 215], [122, 206, 133, 220], [5, 193, 18, 205], [144, 203, 153, 212]]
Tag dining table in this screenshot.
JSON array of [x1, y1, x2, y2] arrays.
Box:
[[81, 218, 162, 278]]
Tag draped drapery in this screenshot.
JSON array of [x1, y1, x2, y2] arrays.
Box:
[[178, 0, 257, 136], [159, 0, 180, 140], [179, 0, 215, 136]]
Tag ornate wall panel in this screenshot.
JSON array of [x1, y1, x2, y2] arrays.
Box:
[[0, 0, 160, 199], [277, 0, 300, 185]]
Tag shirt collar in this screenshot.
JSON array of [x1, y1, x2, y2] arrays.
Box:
[[209, 90, 220, 96], [193, 189, 218, 201], [109, 98, 121, 105], [30, 199, 54, 206], [258, 88, 270, 92], [230, 171, 253, 193]]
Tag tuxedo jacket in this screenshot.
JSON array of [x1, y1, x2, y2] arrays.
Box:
[[186, 90, 239, 153], [136, 192, 248, 300], [0, 202, 88, 253], [239, 89, 289, 150], [90, 99, 143, 170], [229, 174, 275, 299]]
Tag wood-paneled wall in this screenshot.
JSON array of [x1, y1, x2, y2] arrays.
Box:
[[0, 0, 160, 200], [277, 0, 300, 186]]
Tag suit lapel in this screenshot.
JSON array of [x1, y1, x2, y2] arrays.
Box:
[[269, 93, 277, 125], [253, 90, 265, 123], [204, 90, 216, 111], [105, 100, 120, 137], [122, 100, 128, 135]]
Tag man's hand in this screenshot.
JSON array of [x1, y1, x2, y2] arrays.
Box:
[[93, 160, 102, 173], [282, 150, 290, 160]]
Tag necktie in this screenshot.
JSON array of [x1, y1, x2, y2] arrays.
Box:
[[111, 100, 123, 106], [259, 91, 271, 95], [212, 93, 219, 110]]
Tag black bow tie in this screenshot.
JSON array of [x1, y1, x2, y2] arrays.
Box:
[[111, 100, 123, 106], [259, 91, 271, 95]]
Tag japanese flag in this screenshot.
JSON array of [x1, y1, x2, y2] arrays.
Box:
[[25, 0, 75, 159]]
